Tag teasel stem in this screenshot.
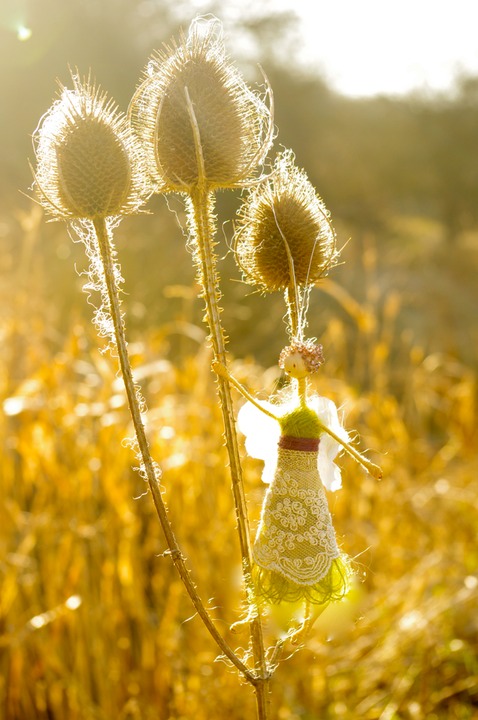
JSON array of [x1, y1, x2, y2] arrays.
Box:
[[187, 185, 271, 718], [92, 216, 255, 684], [285, 284, 301, 340]]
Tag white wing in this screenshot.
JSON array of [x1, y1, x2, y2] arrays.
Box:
[[237, 400, 280, 483], [309, 395, 349, 492]]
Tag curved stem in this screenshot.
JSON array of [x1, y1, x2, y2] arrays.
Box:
[[187, 186, 270, 717], [92, 216, 254, 683]]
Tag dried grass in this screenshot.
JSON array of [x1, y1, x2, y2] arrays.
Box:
[[1, 209, 477, 720]]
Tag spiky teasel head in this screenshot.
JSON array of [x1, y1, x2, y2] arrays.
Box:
[[235, 149, 338, 293], [129, 16, 273, 192], [33, 71, 150, 221]]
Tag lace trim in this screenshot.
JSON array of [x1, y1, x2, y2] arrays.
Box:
[[253, 447, 340, 586], [253, 555, 351, 605]]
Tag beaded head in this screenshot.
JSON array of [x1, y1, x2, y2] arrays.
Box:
[[279, 341, 324, 379]]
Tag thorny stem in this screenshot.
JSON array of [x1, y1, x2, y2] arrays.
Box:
[[188, 186, 271, 718], [92, 217, 255, 684], [285, 285, 301, 340]]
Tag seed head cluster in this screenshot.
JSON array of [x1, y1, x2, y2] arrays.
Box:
[[33, 73, 149, 220], [235, 150, 338, 292], [129, 17, 273, 191]]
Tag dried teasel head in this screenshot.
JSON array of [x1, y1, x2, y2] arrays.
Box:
[[235, 149, 338, 293], [128, 16, 273, 192], [33, 72, 150, 221]]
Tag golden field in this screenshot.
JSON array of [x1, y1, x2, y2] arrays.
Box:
[[0, 204, 477, 720]]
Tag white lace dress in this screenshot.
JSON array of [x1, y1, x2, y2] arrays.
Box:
[[253, 443, 340, 587], [239, 395, 351, 604]]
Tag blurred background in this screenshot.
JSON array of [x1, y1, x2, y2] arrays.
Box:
[[1, 1, 477, 719]]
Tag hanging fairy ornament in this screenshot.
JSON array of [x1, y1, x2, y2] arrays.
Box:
[[215, 340, 381, 607], [214, 149, 382, 609]]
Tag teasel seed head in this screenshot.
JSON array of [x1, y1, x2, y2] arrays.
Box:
[[129, 16, 273, 192], [235, 149, 338, 293], [33, 71, 150, 220]]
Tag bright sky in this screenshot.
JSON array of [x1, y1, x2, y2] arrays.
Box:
[[6, 0, 478, 98], [288, 0, 478, 97], [180, 0, 478, 97]]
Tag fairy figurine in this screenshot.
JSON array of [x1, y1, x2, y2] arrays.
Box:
[[214, 340, 381, 608]]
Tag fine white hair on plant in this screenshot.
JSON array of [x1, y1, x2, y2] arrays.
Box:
[[33, 70, 151, 221], [129, 15, 274, 192]]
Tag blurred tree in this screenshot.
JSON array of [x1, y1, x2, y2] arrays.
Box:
[[3, 0, 477, 246], [419, 75, 478, 244]]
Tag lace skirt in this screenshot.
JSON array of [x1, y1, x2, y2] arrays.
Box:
[[252, 446, 351, 604]]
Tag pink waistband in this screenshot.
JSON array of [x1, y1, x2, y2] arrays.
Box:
[[278, 435, 320, 452]]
